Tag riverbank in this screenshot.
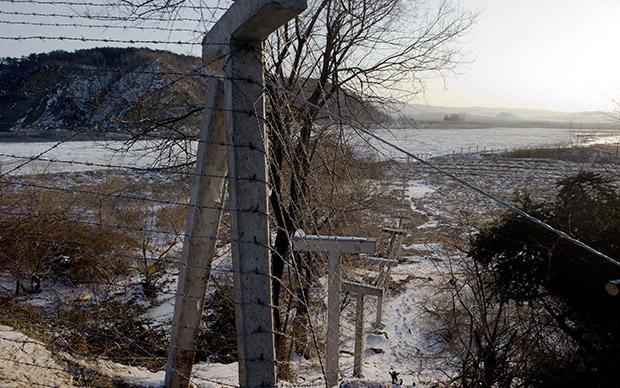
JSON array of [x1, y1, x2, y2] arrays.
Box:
[[0, 131, 133, 143], [385, 120, 620, 130]]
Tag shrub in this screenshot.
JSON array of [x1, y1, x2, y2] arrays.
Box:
[[195, 279, 237, 364], [458, 171, 620, 387], [0, 184, 133, 295]]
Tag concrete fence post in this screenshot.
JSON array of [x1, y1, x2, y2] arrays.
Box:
[[166, 1, 307, 387]]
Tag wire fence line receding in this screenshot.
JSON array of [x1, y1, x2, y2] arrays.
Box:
[[267, 80, 620, 269]]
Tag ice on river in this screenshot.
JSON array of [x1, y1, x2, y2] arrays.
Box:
[[362, 127, 620, 160], [0, 139, 192, 176], [2, 127, 620, 175]]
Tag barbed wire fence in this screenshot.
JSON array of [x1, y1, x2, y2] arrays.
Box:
[[1, 1, 620, 387]]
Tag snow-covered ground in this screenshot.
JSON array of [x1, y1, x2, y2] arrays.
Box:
[[0, 323, 240, 387], [0, 172, 449, 387], [364, 127, 620, 160], [336, 256, 447, 386], [95, 359, 239, 387], [0, 140, 192, 176], [0, 325, 74, 387], [2, 140, 620, 386]]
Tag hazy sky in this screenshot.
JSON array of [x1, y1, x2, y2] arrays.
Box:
[[1, 0, 620, 112], [422, 0, 620, 112]]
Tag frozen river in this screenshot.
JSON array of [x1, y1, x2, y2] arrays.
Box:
[[1, 127, 619, 175], [366, 127, 620, 160], [0, 139, 179, 176]]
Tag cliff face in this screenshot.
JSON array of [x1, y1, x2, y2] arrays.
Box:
[[0, 47, 207, 134]]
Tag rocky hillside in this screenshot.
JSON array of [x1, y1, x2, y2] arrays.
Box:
[[1, 47, 389, 137], [0, 48, 207, 134]]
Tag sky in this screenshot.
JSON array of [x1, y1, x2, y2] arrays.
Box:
[[421, 0, 620, 112], [1, 0, 620, 112]]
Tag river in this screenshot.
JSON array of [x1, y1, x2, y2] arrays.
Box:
[[1, 127, 619, 175]]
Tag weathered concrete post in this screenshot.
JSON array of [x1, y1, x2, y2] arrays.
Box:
[[165, 78, 229, 387], [326, 247, 341, 386], [342, 280, 384, 378], [207, 2, 307, 387], [226, 41, 277, 387], [293, 235, 376, 387], [353, 292, 365, 378], [374, 225, 405, 327], [166, 1, 307, 387]]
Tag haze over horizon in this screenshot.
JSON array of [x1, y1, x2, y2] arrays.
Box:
[[420, 0, 620, 113], [1, 0, 619, 113]]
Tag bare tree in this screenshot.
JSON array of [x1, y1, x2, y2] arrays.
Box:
[[108, 0, 475, 356], [263, 0, 475, 345]]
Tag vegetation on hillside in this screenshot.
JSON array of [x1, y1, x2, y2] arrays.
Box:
[[0, 47, 205, 133]]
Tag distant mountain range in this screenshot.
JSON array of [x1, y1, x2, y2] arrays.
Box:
[[398, 103, 617, 128]]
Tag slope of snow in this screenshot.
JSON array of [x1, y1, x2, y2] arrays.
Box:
[[0, 322, 240, 388], [95, 359, 239, 387], [0, 325, 73, 387]]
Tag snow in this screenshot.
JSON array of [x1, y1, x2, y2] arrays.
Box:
[[579, 132, 620, 146], [334, 257, 444, 387], [364, 127, 620, 160], [0, 325, 73, 387], [3, 129, 620, 387], [339, 382, 394, 388], [0, 140, 193, 176], [366, 333, 388, 352], [143, 246, 232, 327], [3, 126, 620, 176], [0, 252, 442, 387], [95, 359, 239, 387], [415, 220, 438, 230], [406, 181, 435, 199], [0, 324, 240, 387], [403, 243, 443, 253]]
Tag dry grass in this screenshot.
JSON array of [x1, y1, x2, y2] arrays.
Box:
[[0, 184, 134, 294], [0, 150, 420, 383], [0, 169, 191, 375], [502, 144, 620, 164]]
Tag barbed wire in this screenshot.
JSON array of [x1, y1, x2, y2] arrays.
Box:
[[34, 65, 222, 79], [0, 237, 334, 347], [0, 35, 204, 45], [0, 220, 329, 386], [0, 10, 216, 23], [2, 178, 267, 214], [1, 8, 619, 386], [0, 153, 269, 183], [0, 47, 242, 182], [269, 80, 620, 269], [0, 133, 79, 179], [0, 18, 205, 33], [0, 329, 240, 387], [0, 14, 359, 388], [0, 132, 612, 386], [0, 230, 314, 290], [0, 0, 229, 12], [2, 143, 614, 180]]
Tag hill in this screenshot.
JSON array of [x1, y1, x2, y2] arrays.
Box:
[[398, 102, 617, 128], [0, 48, 388, 138], [0, 47, 207, 134]]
